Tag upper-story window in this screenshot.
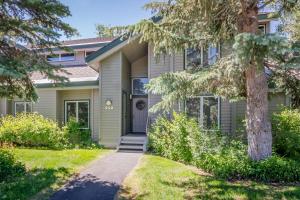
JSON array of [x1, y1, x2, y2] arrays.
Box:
[[132, 78, 148, 95], [47, 54, 60, 62], [85, 51, 95, 57], [46, 53, 75, 62], [258, 24, 267, 34], [60, 53, 75, 61], [185, 44, 220, 71]]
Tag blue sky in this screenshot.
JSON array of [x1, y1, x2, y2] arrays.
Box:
[[60, 0, 152, 39]]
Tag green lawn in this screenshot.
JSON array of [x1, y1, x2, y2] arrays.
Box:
[[0, 148, 111, 200], [120, 155, 300, 200]]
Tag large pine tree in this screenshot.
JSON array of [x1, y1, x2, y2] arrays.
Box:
[[0, 0, 77, 101], [129, 0, 300, 160]]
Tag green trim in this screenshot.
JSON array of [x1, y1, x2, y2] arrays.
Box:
[[85, 36, 129, 63], [35, 80, 99, 88]]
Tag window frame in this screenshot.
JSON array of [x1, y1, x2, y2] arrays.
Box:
[[258, 24, 267, 34], [186, 96, 221, 129], [132, 77, 149, 96], [85, 51, 95, 57], [14, 101, 32, 115], [64, 100, 90, 129], [60, 53, 75, 61], [46, 52, 76, 62], [185, 44, 221, 69]]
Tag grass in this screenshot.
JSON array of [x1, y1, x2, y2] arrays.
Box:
[[119, 155, 300, 200], [0, 148, 111, 200]]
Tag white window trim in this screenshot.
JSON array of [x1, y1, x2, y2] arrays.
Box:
[[64, 100, 90, 129], [47, 53, 76, 62], [258, 24, 267, 34], [14, 101, 32, 115], [186, 96, 221, 129], [132, 78, 149, 96], [185, 44, 221, 69]]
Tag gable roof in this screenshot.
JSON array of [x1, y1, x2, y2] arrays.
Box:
[[85, 13, 277, 65]]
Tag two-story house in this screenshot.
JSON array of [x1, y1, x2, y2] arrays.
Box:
[[0, 14, 291, 150]]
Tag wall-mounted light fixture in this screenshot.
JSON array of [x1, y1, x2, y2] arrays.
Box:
[[105, 99, 113, 110]]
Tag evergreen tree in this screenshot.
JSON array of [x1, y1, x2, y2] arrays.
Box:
[[95, 24, 126, 38], [0, 0, 77, 101], [129, 0, 300, 160]]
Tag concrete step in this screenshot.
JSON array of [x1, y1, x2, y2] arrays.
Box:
[[118, 144, 144, 149], [120, 137, 146, 142], [120, 139, 145, 144]]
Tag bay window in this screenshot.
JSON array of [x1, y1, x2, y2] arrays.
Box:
[[65, 100, 89, 129], [186, 96, 220, 129]]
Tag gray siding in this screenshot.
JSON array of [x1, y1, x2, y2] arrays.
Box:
[[132, 56, 148, 77], [99, 51, 122, 147], [33, 90, 57, 120]]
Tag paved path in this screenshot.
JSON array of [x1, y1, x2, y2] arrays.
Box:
[[50, 152, 142, 200]]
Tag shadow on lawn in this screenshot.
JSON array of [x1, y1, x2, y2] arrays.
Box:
[[0, 167, 70, 200], [161, 176, 300, 200]]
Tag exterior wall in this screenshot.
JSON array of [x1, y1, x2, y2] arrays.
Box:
[[99, 51, 122, 147], [220, 99, 232, 133], [131, 56, 148, 77], [33, 90, 57, 120], [0, 98, 7, 116], [231, 93, 289, 134]]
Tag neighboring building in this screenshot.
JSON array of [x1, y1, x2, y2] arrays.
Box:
[[0, 14, 291, 150]]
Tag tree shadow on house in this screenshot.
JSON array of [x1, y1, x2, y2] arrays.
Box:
[[160, 175, 300, 200], [50, 174, 120, 200], [0, 167, 71, 200]]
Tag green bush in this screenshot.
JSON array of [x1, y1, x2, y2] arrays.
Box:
[[149, 112, 300, 182], [0, 149, 25, 181], [62, 118, 99, 148], [149, 112, 195, 163], [272, 108, 300, 159], [0, 113, 67, 148]]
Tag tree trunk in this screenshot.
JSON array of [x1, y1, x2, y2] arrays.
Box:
[[245, 67, 272, 160], [239, 1, 272, 160]]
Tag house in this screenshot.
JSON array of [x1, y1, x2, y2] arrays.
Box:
[[0, 14, 291, 150]]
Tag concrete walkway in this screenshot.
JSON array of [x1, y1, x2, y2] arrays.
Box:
[[50, 152, 142, 200]]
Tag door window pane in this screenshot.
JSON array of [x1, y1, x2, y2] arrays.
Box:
[[203, 97, 219, 129], [78, 102, 89, 128], [132, 78, 148, 95]]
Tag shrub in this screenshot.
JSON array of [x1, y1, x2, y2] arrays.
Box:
[[0, 149, 25, 181], [149, 112, 195, 163], [62, 118, 98, 148], [0, 113, 67, 148], [149, 112, 300, 182], [272, 108, 300, 159]]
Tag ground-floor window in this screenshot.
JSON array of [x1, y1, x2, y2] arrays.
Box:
[[65, 100, 89, 129], [14, 101, 32, 115], [186, 96, 220, 129]]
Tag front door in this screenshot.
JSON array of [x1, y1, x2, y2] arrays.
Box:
[[132, 97, 148, 133]]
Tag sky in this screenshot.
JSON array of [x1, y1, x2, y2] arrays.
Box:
[[60, 0, 153, 40]]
